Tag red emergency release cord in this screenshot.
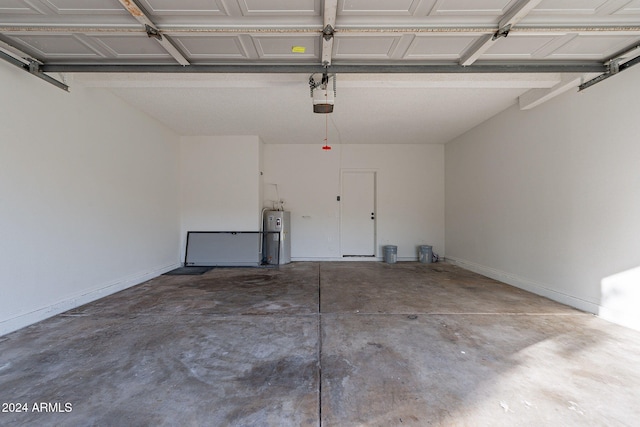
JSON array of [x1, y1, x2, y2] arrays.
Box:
[[322, 111, 331, 150]]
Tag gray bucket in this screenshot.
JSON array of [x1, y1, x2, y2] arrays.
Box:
[[419, 245, 433, 264], [383, 245, 397, 264]]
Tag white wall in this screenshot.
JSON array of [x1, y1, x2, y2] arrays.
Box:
[[0, 64, 181, 335], [445, 65, 640, 330], [263, 144, 444, 260], [179, 136, 262, 259]]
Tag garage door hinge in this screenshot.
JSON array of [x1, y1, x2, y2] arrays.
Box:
[[492, 24, 512, 41], [145, 24, 162, 41], [323, 24, 335, 41]]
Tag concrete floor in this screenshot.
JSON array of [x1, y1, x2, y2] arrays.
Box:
[[1, 262, 640, 426]]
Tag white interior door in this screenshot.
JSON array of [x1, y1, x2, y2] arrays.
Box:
[[341, 171, 376, 256]]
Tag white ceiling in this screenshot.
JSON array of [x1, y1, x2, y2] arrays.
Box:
[[1, 0, 639, 144], [75, 72, 559, 144]]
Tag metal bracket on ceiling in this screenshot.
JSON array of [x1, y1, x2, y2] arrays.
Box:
[[25, 59, 68, 91], [145, 24, 162, 41], [492, 24, 511, 41], [608, 58, 621, 75], [323, 24, 335, 41], [28, 59, 40, 74], [41, 62, 608, 74], [0, 46, 68, 91], [460, 0, 542, 66], [309, 72, 336, 95], [321, 0, 338, 66], [117, 0, 188, 65], [579, 43, 640, 91]]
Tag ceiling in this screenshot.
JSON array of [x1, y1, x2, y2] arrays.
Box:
[[1, 0, 639, 144]]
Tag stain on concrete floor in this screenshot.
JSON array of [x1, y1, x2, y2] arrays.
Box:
[[1, 261, 640, 426]]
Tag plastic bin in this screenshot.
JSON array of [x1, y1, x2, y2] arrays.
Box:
[[419, 245, 433, 264], [383, 245, 397, 264]]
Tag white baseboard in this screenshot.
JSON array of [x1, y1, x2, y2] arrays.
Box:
[[446, 256, 599, 314], [0, 262, 180, 337], [292, 257, 384, 262], [291, 257, 422, 262]]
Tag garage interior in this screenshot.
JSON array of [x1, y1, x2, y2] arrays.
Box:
[[1, 0, 640, 425]]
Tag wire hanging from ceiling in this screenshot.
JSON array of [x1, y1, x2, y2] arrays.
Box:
[[322, 112, 331, 150], [322, 109, 344, 152]]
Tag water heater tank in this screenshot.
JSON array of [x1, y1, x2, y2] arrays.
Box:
[[263, 211, 291, 265]]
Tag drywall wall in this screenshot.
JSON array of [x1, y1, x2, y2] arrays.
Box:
[[263, 144, 444, 260], [445, 65, 640, 330], [0, 64, 181, 336], [179, 136, 262, 260]]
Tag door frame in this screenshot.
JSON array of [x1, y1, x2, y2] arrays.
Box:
[[340, 169, 377, 258]]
